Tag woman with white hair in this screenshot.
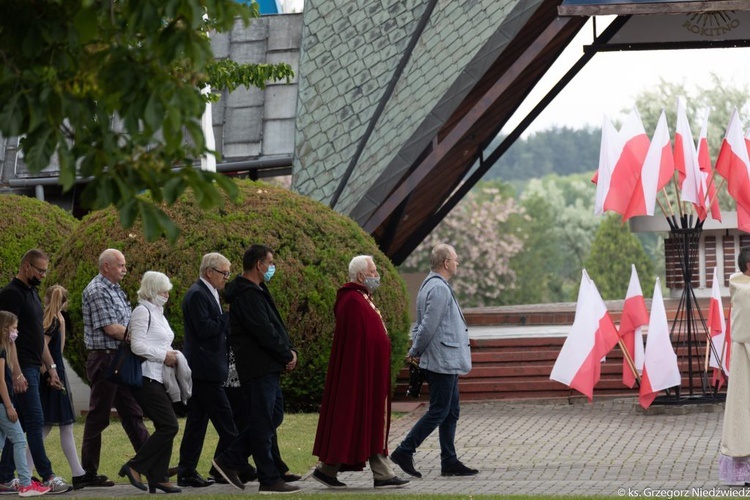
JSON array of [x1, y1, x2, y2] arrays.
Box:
[[119, 271, 181, 494]]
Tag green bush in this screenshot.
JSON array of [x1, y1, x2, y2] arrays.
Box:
[[47, 180, 411, 411], [0, 194, 78, 284]]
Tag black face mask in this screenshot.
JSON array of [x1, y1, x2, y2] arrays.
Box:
[[29, 276, 41, 288]]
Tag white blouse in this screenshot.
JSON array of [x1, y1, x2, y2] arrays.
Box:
[[129, 299, 175, 384]]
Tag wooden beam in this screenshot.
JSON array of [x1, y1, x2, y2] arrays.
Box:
[[559, 1, 750, 17], [361, 15, 578, 234]]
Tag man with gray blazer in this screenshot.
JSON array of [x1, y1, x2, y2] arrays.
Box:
[[390, 244, 478, 478]]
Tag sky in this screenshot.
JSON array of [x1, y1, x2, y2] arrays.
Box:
[[506, 16, 750, 136]]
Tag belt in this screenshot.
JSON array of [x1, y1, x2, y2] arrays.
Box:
[[89, 349, 117, 354]]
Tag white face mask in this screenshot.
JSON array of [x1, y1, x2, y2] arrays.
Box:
[[153, 295, 168, 307]]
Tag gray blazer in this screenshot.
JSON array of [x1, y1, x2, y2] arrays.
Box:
[[408, 272, 471, 375]]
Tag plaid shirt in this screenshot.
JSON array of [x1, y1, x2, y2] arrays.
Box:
[[82, 274, 131, 350]]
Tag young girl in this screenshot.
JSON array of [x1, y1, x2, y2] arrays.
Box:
[[35, 286, 87, 487], [0, 311, 50, 496]]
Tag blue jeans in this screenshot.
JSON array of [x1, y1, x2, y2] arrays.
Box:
[[0, 404, 31, 487], [0, 367, 53, 482], [220, 373, 283, 486], [397, 370, 460, 467]]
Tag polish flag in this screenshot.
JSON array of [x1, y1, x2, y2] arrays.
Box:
[[635, 110, 674, 218], [594, 116, 622, 215], [639, 278, 682, 409], [707, 268, 728, 389], [716, 109, 750, 232], [550, 270, 620, 402], [620, 265, 648, 388], [674, 98, 706, 211], [602, 108, 650, 217], [697, 109, 721, 221]]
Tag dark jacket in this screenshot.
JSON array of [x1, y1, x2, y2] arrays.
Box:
[[0, 278, 43, 368], [181, 279, 230, 382], [225, 276, 295, 382]]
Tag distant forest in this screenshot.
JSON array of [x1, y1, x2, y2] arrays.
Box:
[[484, 126, 600, 182]]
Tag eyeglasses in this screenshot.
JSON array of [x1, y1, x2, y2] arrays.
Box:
[[211, 268, 231, 280], [446, 258, 460, 265], [30, 263, 48, 275]]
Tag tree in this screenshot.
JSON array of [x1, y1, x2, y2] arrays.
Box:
[[401, 184, 524, 307], [0, 1, 293, 241], [584, 213, 655, 300]]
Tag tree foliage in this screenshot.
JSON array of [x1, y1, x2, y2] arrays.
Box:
[[584, 213, 655, 300], [45, 180, 410, 412], [0, 1, 294, 243], [401, 185, 524, 307]]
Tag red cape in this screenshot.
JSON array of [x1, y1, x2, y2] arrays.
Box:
[[312, 282, 392, 469]]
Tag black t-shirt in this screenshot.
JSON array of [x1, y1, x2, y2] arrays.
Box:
[[0, 278, 44, 368], [0, 348, 13, 399]]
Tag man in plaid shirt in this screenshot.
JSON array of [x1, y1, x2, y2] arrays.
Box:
[[79, 249, 149, 490]]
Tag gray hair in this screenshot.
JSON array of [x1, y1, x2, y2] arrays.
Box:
[[199, 253, 230, 278], [430, 244, 455, 271], [137, 271, 173, 301], [98, 248, 124, 270], [348, 255, 373, 281]]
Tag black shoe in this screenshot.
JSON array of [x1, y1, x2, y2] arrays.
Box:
[[167, 466, 178, 478], [374, 476, 410, 489], [118, 464, 147, 491], [148, 482, 182, 494], [211, 458, 244, 491], [389, 449, 422, 478], [208, 466, 227, 484], [239, 467, 258, 483], [441, 461, 478, 477], [177, 472, 214, 488], [258, 479, 300, 494], [281, 473, 301, 482], [72, 473, 114, 490], [311, 469, 346, 489]]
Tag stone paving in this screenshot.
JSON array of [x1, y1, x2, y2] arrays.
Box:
[[59, 397, 734, 497]]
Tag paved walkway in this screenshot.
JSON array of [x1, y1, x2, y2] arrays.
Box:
[[59, 397, 733, 497]]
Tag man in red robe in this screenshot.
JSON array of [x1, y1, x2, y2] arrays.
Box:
[[312, 256, 409, 490]]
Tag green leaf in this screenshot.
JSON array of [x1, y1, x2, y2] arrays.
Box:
[[0, 93, 24, 136], [162, 176, 185, 204], [119, 197, 139, 228], [73, 6, 99, 44], [57, 147, 76, 191]]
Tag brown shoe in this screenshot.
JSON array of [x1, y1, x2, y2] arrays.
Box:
[[258, 479, 300, 494]]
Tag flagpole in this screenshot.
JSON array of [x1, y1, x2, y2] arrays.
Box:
[[661, 187, 675, 217], [705, 177, 727, 214], [672, 173, 685, 218], [619, 338, 641, 385]]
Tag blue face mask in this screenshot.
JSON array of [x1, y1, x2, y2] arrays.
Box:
[[263, 264, 276, 282]]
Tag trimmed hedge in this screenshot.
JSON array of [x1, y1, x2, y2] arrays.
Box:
[[47, 180, 411, 411], [0, 194, 78, 284]]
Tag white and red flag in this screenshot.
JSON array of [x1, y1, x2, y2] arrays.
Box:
[[674, 98, 706, 213], [707, 267, 729, 389], [716, 109, 750, 232], [620, 265, 648, 388], [697, 109, 721, 221], [550, 270, 620, 402], [639, 278, 682, 409], [600, 108, 650, 217], [594, 116, 622, 215], [636, 110, 674, 218]]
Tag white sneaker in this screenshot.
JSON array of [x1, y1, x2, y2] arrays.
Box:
[[18, 481, 50, 497], [0, 479, 19, 494], [42, 477, 71, 495]]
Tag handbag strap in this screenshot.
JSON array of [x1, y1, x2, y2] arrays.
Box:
[[124, 305, 152, 344]]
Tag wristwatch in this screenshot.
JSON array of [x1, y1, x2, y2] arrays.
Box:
[[48, 364, 57, 370]]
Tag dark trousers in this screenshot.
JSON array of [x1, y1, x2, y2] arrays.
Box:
[[178, 380, 237, 476], [0, 367, 52, 482], [129, 378, 179, 483], [225, 385, 287, 474], [219, 373, 283, 486], [397, 370, 460, 467], [81, 351, 149, 474]]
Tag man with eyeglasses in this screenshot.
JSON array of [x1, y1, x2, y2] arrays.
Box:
[[178, 253, 237, 488], [81, 248, 149, 490], [390, 243, 478, 479], [0, 249, 73, 493]]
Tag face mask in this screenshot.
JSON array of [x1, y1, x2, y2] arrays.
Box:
[[8, 329, 18, 343], [364, 276, 381, 293], [29, 276, 41, 288], [263, 264, 276, 282], [153, 295, 168, 307]]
